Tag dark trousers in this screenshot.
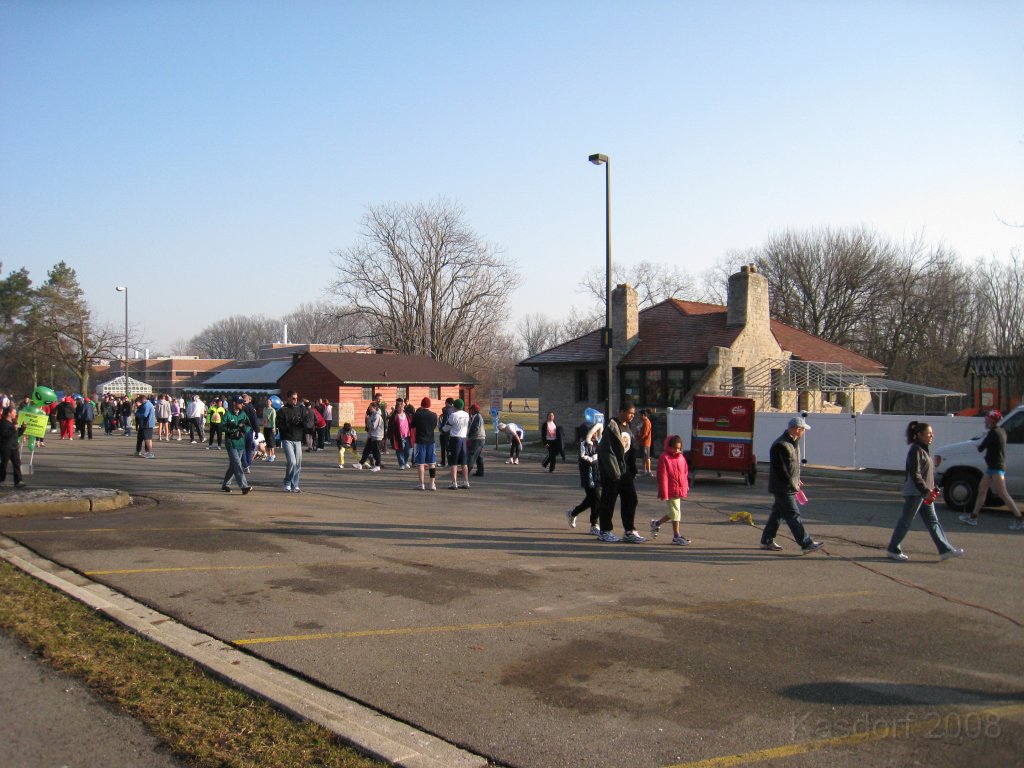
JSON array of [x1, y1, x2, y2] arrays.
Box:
[[541, 441, 560, 471], [189, 418, 204, 442], [78, 420, 93, 439], [570, 486, 601, 526], [762, 492, 811, 547], [208, 423, 223, 447], [359, 438, 382, 467], [598, 475, 637, 533], [469, 438, 485, 475], [438, 433, 449, 466], [0, 447, 22, 484]]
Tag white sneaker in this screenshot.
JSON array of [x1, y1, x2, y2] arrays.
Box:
[[566, 509, 576, 528], [338, 464, 345, 469], [597, 530, 620, 542], [671, 536, 691, 546], [1009, 519, 1024, 531], [622, 530, 646, 543], [589, 525, 601, 536], [354, 463, 364, 470], [505, 458, 514, 464], [649, 519, 660, 537], [369, 466, 381, 473], [887, 550, 909, 562], [940, 547, 964, 561], [513, 458, 519, 464], [958, 514, 978, 526]]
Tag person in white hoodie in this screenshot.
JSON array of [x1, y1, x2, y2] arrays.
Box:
[[442, 398, 471, 489], [186, 395, 206, 443]]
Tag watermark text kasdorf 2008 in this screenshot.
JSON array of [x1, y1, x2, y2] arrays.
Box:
[[789, 711, 1003, 741]]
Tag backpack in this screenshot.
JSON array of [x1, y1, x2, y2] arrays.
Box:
[[314, 409, 326, 429]]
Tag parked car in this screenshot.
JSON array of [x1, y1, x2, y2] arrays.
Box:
[[934, 406, 1024, 511]]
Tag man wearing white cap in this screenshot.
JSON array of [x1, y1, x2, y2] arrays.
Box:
[[761, 416, 823, 554]]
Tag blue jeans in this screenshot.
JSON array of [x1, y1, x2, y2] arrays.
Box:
[[762, 492, 812, 547], [888, 496, 953, 555], [282, 439, 302, 489], [396, 437, 411, 468], [223, 444, 249, 490]]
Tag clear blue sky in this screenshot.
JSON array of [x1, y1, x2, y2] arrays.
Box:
[[2, 1, 1022, 354]]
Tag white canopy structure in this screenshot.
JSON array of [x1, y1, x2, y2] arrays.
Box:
[[96, 375, 153, 396]]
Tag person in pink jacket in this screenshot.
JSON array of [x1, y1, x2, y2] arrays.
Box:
[[650, 435, 691, 545]]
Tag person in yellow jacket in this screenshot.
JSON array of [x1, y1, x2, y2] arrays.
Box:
[[207, 397, 226, 450]]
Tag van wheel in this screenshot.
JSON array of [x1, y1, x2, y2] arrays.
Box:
[[942, 470, 979, 512]]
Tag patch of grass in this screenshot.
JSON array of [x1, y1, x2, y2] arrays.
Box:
[[0, 559, 386, 768]]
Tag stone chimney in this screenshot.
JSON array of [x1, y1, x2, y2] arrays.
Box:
[[608, 283, 639, 409], [611, 283, 639, 360], [726, 264, 770, 331]]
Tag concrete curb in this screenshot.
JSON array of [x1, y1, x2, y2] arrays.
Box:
[[0, 488, 132, 517], [0, 536, 488, 768]]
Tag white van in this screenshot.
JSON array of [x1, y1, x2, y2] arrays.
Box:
[[934, 406, 1024, 512]]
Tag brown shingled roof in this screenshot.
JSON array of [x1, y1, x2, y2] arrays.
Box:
[[520, 298, 884, 374], [306, 352, 475, 384]]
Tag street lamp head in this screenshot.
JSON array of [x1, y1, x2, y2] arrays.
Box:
[[115, 286, 126, 292], [588, 153, 609, 165]]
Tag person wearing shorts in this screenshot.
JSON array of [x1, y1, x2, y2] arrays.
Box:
[[960, 409, 1024, 529], [650, 435, 690, 544], [442, 398, 470, 490], [412, 397, 439, 491]]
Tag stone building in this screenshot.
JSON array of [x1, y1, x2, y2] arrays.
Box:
[[519, 264, 885, 433]]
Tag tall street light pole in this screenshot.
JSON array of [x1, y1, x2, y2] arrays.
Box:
[[115, 286, 128, 395], [589, 153, 613, 420]]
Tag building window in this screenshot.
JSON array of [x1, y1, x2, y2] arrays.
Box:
[[396, 386, 408, 399], [429, 386, 440, 400], [644, 369, 663, 407], [362, 386, 374, 400], [575, 370, 589, 402], [622, 370, 641, 402], [731, 367, 745, 396], [666, 369, 688, 407]]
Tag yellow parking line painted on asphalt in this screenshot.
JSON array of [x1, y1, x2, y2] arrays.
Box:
[[666, 703, 1024, 768], [233, 590, 872, 646]]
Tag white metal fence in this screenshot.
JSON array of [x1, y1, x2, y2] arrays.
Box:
[[666, 409, 987, 471]]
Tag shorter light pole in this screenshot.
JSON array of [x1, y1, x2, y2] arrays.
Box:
[[115, 286, 128, 394]]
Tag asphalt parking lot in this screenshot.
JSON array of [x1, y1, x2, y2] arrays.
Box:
[[2, 435, 1022, 768]]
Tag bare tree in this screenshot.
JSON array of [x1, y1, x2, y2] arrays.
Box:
[[578, 260, 699, 309], [281, 300, 366, 345], [187, 315, 281, 360], [976, 248, 1024, 355], [329, 199, 521, 371], [750, 227, 901, 347], [516, 313, 563, 358]]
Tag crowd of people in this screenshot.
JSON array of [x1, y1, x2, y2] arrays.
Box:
[[2, 389, 1020, 557]]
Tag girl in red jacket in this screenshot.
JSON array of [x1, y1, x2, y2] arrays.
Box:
[[650, 435, 690, 545]]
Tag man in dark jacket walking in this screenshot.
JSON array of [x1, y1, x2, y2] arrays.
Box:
[[277, 391, 306, 492], [596, 398, 645, 543], [761, 416, 823, 554]]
